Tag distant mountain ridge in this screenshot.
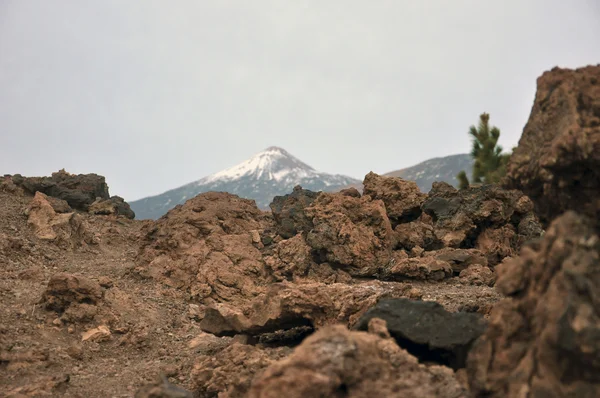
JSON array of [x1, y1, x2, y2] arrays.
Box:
[[130, 147, 360, 220], [130, 149, 474, 220], [339, 154, 474, 194], [385, 153, 474, 192]]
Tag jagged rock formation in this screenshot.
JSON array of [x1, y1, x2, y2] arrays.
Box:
[[468, 65, 600, 397], [269, 185, 319, 239], [198, 281, 414, 337], [363, 171, 426, 225], [135, 192, 272, 303], [468, 212, 600, 397], [247, 323, 467, 398], [305, 191, 395, 277], [136, 173, 541, 306], [9, 169, 135, 219], [4, 65, 600, 398], [421, 182, 543, 265], [504, 65, 600, 230], [0, 166, 523, 397]]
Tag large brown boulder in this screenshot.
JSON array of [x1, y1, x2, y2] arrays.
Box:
[[262, 234, 352, 284], [393, 216, 437, 250], [467, 212, 600, 396], [504, 65, 600, 229], [248, 323, 466, 398], [199, 281, 413, 337], [362, 172, 426, 225], [305, 192, 394, 277], [136, 192, 273, 303]]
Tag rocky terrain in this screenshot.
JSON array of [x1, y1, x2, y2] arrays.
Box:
[[1, 64, 598, 397]]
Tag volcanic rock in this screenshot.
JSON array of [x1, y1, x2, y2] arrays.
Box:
[[0, 175, 23, 194], [81, 325, 111, 342], [425, 248, 489, 273], [45, 196, 73, 213], [41, 273, 103, 313], [17, 169, 110, 211], [467, 212, 600, 396], [136, 192, 272, 302], [263, 234, 314, 281], [269, 185, 319, 239], [393, 217, 437, 250], [26, 192, 95, 247], [199, 281, 413, 337], [421, 182, 542, 263], [248, 324, 466, 398], [305, 192, 394, 276], [459, 264, 495, 286], [355, 298, 487, 369], [192, 343, 291, 398], [89, 196, 135, 219], [339, 186, 361, 198], [504, 65, 600, 230], [387, 253, 453, 281], [363, 172, 426, 225]]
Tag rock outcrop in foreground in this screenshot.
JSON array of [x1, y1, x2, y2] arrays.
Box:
[[468, 212, 600, 397], [504, 65, 600, 230], [248, 323, 466, 398], [468, 64, 600, 397]]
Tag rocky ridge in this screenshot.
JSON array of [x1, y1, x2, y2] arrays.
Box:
[[467, 64, 600, 397]]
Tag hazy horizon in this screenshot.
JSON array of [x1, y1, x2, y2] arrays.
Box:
[[1, 1, 599, 201]]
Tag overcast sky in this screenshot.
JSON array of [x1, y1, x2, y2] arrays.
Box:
[[1, 1, 599, 201]]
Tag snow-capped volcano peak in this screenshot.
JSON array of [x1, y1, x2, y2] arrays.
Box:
[[201, 146, 316, 184], [130, 146, 360, 219]]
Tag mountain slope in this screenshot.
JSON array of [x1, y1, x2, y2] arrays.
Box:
[[130, 147, 360, 220], [338, 154, 474, 194], [385, 153, 473, 192]]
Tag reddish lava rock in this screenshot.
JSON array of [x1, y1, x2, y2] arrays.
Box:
[[504, 65, 600, 230]]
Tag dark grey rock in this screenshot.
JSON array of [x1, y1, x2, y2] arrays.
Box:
[[269, 186, 320, 239], [354, 298, 487, 369], [18, 170, 110, 211]]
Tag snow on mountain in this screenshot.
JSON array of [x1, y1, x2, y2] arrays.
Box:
[[201, 146, 315, 184], [129, 146, 360, 220]]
